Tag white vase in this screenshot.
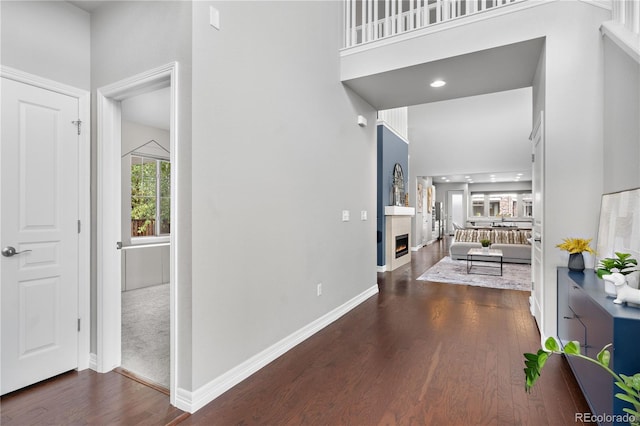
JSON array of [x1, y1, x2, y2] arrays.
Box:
[[604, 280, 618, 297], [603, 272, 625, 297]]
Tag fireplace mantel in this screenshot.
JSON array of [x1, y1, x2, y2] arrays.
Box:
[[384, 206, 415, 216]]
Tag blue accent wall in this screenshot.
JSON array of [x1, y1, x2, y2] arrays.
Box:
[[377, 124, 409, 267]]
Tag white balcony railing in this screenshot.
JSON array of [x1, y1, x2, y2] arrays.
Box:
[[612, 0, 640, 36], [602, 0, 640, 63], [344, 0, 522, 48]]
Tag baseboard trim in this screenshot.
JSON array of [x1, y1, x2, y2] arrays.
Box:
[[377, 265, 387, 272], [176, 284, 379, 414], [89, 353, 98, 371]]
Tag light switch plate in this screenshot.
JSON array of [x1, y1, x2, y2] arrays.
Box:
[[210, 6, 220, 30], [361, 210, 367, 220], [342, 210, 350, 221]]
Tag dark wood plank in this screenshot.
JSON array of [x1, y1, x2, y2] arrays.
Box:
[[0, 369, 186, 425]]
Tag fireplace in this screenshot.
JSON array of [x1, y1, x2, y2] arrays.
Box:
[[395, 234, 409, 258], [383, 206, 414, 271]]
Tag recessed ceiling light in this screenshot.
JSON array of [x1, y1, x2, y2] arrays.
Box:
[[464, 176, 470, 179], [441, 177, 447, 180], [430, 79, 446, 88]]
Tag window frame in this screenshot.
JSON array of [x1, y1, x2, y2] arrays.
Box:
[[129, 153, 171, 244], [468, 191, 533, 220]]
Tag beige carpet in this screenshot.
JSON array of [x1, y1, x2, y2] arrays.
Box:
[[417, 256, 532, 291], [121, 283, 169, 387]]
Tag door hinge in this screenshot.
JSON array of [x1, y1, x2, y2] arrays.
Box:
[[531, 153, 535, 162], [77, 318, 81, 332], [71, 120, 82, 136], [78, 220, 81, 234]]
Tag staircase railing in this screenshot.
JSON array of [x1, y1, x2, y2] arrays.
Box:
[[344, 0, 523, 48]]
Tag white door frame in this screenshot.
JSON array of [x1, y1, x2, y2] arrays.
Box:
[[96, 62, 179, 403], [0, 65, 91, 372], [530, 111, 544, 333]]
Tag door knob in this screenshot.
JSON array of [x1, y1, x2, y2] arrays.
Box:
[[1, 246, 32, 257]]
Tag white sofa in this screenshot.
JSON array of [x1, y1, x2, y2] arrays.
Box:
[[449, 229, 532, 264]]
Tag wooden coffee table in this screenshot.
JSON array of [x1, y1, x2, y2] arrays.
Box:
[[466, 248, 504, 276]]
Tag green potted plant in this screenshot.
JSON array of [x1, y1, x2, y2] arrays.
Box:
[[597, 252, 638, 278], [556, 237, 596, 272], [524, 337, 640, 426], [480, 238, 491, 252]]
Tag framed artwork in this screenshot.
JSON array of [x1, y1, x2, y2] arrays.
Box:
[[427, 186, 433, 213], [595, 187, 640, 267], [417, 183, 423, 213]]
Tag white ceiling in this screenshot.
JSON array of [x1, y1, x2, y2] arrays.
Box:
[[432, 170, 532, 184], [121, 87, 171, 130], [343, 37, 545, 110], [67, 1, 106, 13]]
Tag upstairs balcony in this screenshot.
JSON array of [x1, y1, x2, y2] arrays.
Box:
[[342, 0, 638, 60], [343, 0, 525, 49]]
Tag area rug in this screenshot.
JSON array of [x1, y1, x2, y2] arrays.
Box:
[[417, 256, 532, 291]]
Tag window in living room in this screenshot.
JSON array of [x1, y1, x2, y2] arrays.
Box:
[[470, 192, 532, 218]]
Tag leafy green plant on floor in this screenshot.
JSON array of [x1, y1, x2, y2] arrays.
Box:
[[524, 337, 640, 426], [597, 252, 638, 278]]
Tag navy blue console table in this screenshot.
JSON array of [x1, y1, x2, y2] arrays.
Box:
[[557, 267, 640, 425]]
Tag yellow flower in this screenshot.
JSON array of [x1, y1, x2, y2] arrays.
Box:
[[556, 238, 596, 255]]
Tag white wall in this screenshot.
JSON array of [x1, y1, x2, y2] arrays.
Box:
[[90, 0, 193, 390], [602, 36, 640, 193], [538, 3, 607, 336], [408, 88, 533, 177], [0, 1, 90, 90], [121, 120, 170, 155], [190, 0, 376, 391]]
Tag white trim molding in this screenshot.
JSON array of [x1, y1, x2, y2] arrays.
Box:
[[175, 284, 380, 414], [0, 65, 91, 372], [96, 62, 180, 406], [377, 265, 388, 272]]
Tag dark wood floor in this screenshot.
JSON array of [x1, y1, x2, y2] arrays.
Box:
[[0, 368, 187, 425], [1, 238, 592, 425]]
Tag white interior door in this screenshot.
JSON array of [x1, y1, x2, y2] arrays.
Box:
[[531, 111, 544, 327], [1, 78, 80, 395]]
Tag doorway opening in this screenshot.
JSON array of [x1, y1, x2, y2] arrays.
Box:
[[96, 63, 179, 404], [119, 87, 171, 389]]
